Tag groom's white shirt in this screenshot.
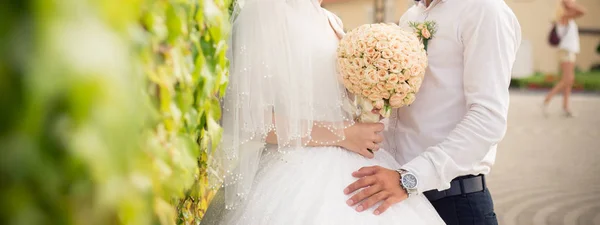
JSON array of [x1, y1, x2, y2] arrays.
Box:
[[386, 0, 521, 193]]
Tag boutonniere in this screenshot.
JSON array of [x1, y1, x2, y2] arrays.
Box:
[[409, 21, 437, 51]]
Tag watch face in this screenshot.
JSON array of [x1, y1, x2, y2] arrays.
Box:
[[402, 174, 418, 189]]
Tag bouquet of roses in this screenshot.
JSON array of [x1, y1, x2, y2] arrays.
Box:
[[337, 23, 428, 122]]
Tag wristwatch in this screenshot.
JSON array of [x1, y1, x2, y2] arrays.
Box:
[[396, 169, 419, 197]]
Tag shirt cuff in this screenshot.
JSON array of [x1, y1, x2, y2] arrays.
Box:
[[401, 152, 451, 193]]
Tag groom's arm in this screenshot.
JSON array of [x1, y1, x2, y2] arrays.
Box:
[[344, 1, 521, 215], [401, 1, 522, 193]]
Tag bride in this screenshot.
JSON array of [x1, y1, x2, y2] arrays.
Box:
[[204, 0, 445, 224]]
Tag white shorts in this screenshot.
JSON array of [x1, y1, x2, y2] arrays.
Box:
[[559, 50, 576, 63]]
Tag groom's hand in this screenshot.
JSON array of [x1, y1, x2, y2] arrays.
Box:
[[339, 123, 385, 159], [344, 166, 407, 215]]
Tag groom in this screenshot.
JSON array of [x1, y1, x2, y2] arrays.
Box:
[[344, 0, 521, 224]]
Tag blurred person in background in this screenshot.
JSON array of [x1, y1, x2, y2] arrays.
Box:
[[543, 0, 586, 117]]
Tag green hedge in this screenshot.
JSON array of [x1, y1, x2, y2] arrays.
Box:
[[512, 71, 600, 91], [0, 0, 229, 224]]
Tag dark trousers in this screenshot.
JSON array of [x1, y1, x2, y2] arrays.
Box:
[[429, 188, 498, 225]]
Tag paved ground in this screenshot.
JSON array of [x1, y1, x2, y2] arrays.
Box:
[[488, 91, 600, 225]]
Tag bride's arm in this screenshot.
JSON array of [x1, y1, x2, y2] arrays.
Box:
[[562, 0, 586, 20], [323, 8, 345, 40], [265, 121, 384, 158]]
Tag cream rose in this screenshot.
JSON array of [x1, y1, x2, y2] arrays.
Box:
[[392, 52, 403, 62], [376, 41, 390, 50], [361, 80, 371, 87], [390, 42, 401, 51], [403, 93, 416, 105], [384, 83, 396, 91], [381, 48, 394, 59], [394, 87, 406, 95], [387, 74, 399, 84], [368, 92, 382, 101], [343, 67, 355, 77], [390, 62, 402, 73], [366, 37, 378, 48], [416, 24, 425, 30], [362, 89, 373, 97], [374, 99, 385, 109], [376, 83, 386, 92], [381, 90, 391, 99], [389, 93, 406, 108], [365, 47, 376, 57], [357, 41, 367, 52], [361, 83, 371, 91], [377, 69, 389, 81], [421, 28, 431, 39], [343, 58, 353, 69], [352, 57, 364, 69], [375, 32, 388, 41], [375, 59, 390, 70], [402, 58, 413, 70], [399, 81, 411, 92], [365, 67, 378, 84], [396, 74, 407, 83], [349, 75, 360, 85], [368, 51, 382, 62], [410, 65, 422, 77], [402, 68, 413, 77], [409, 77, 423, 92]]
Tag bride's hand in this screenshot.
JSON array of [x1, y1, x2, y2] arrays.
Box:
[[339, 123, 385, 158]]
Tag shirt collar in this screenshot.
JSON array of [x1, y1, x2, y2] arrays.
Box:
[[415, 0, 447, 6]]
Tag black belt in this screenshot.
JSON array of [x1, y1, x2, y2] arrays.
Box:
[[423, 174, 486, 202]]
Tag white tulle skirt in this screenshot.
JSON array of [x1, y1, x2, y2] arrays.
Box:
[[224, 146, 445, 225]]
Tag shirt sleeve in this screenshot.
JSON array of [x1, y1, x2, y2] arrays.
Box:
[[401, 0, 522, 192]]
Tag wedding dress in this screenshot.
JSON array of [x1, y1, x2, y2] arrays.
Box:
[[204, 0, 445, 224]]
